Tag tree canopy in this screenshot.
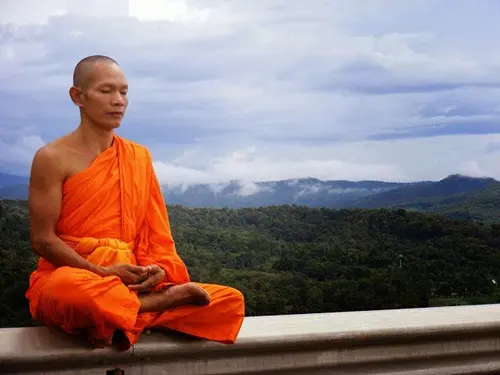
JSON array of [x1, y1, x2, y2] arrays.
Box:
[[1, 200, 499, 328]]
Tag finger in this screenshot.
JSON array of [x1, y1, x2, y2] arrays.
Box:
[[126, 265, 148, 275], [150, 264, 161, 272], [128, 277, 155, 292], [128, 283, 151, 292], [121, 272, 141, 285], [150, 265, 164, 276], [130, 273, 164, 292]]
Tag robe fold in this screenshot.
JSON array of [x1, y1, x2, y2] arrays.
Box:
[[25, 135, 245, 349]]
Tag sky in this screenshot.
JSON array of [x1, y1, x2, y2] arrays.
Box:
[[1, 0, 500, 185]]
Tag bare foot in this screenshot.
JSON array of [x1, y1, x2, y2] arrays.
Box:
[[167, 282, 211, 306], [139, 282, 211, 313]]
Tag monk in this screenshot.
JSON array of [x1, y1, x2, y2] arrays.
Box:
[[25, 55, 245, 351]]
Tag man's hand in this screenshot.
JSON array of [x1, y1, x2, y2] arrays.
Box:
[[102, 264, 149, 285], [128, 264, 165, 293]]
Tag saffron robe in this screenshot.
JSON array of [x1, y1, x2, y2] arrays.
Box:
[[25, 135, 245, 349]]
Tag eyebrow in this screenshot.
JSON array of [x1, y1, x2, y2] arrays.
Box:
[[98, 83, 129, 89]]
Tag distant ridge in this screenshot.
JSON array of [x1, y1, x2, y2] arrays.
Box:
[[0, 172, 28, 188], [349, 174, 497, 208], [1, 172, 498, 222]]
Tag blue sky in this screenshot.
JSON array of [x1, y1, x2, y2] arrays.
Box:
[[1, 0, 500, 185]]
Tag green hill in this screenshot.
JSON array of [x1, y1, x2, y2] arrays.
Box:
[[1, 200, 500, 328], [352, 175, 500, 223], [392, 182, 500, 222]]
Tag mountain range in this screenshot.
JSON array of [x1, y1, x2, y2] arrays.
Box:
[[0, 173, 29, 200], [1, 172, 498, 222]]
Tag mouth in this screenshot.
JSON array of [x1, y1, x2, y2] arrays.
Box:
[[108, 112, 124, 117]]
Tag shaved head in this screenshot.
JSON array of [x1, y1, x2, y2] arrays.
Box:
[[69, 54, 128, 129], [73, 55, 120, 89]]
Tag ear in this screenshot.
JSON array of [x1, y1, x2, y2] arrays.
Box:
[[69, 86, 85, 108]]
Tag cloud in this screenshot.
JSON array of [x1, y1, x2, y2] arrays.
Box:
[[152, 133, 500, 185], [0, 135, 45, 173], [1, 0, 500, 184], [485, 141, 500, 154]]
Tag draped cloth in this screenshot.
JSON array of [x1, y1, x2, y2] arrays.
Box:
[[25, 135, 245, 349]]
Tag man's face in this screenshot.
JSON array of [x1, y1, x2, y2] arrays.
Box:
[[76, 62, 129, 130]]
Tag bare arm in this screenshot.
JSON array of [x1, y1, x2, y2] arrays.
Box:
[[28, 147, 107, 276]]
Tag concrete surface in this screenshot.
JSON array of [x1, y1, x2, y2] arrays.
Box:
[[1, 304, 500, 374]]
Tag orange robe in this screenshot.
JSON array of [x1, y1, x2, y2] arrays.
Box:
[[25, 135, 245, 349]]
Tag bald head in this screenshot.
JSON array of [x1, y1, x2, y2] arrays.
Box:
[[72, 55, 120, 89], [69, 55, 129, 127]]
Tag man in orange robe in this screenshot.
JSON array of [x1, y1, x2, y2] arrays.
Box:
[[25, 55, 245, 350]]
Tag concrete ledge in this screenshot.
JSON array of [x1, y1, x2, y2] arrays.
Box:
[[2, 304, 500, 374]]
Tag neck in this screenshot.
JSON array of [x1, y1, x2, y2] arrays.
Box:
[[74, 120, 115, 154]]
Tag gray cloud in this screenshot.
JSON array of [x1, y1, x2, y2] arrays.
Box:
[[485, 142, 500, 154], [1, 0, 500, 182]]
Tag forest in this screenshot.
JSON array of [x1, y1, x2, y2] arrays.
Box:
[[1, 199, 500, 328]]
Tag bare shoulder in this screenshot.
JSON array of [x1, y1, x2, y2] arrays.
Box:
[[30, 136, 73, 182], [28, 137, 73, 241], [31, 142, 63, 176]]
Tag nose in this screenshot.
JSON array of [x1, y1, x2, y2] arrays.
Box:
[[111, 92, 126, 107]]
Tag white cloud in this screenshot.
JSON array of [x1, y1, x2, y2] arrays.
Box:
[[0, 0, 130, 25], [129, 0, 210, 23], [153, 142, 399, 185], [0, 0, 500, 184], [458, 161, 492, 178], [0, 135, 45, 165], [152, 133, 500, 185], [237, 181, 271, 197], [0, 0, 66, 25]]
